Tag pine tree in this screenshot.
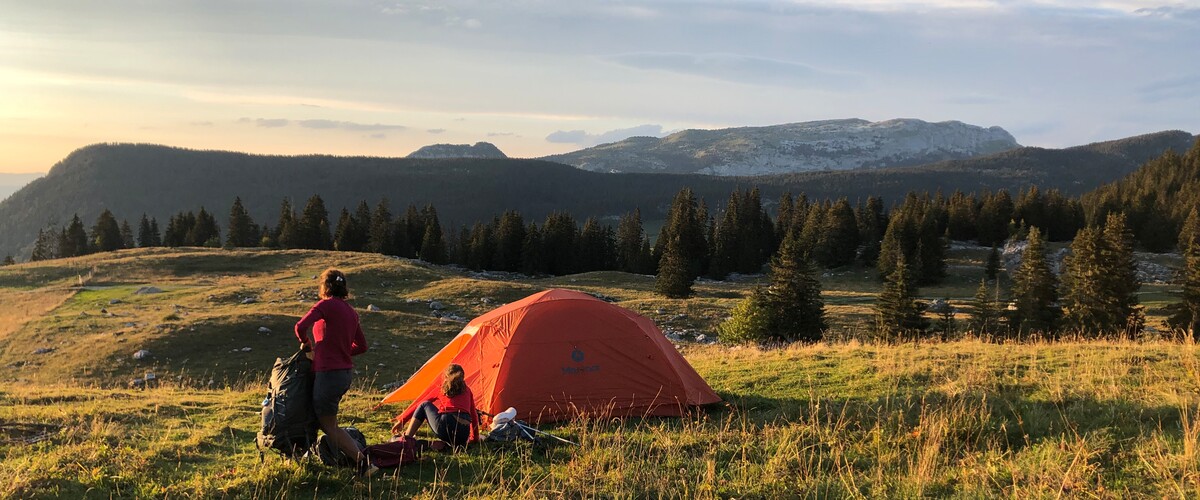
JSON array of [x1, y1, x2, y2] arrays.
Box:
[[299, 195, 332, 250], [875, 254, 928, 340], [119, 220, 135, 250], [577, 217, 613, 272], [466, 222, 495, 270], [762, 231, 827, 342], [227, 197, 258, 248], [405, 204, 426, 256], [418, 205, 447, 264], [985, 246, 1001, 281], [1008, 227, 1060, 337]]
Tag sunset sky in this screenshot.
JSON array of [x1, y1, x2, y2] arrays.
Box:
[[1, 0, 1197, 173]]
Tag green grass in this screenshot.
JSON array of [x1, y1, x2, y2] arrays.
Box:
[[1, 247, 1197, 498]]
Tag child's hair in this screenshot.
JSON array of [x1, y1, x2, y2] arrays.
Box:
[[318, 269, 349, 299], [442, 364, 466, 397]]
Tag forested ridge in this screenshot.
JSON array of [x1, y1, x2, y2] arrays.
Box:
[[0, 130, 1191, 257]]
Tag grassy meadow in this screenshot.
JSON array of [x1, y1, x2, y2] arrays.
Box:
[[1, 247, 1197, 498]]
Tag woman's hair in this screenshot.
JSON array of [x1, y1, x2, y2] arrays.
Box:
[[442, 364, 466, 397], [318, 268, 349, 299]]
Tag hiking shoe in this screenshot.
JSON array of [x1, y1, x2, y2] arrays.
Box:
[[356, 456, 378, 478]]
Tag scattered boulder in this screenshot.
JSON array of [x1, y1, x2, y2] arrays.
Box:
[[133, 349, 151, 360], [129, 378, 146, 389], [109, 299, 122, 305], [257, 326, 272, 334], [429, 301, 445, 310], [134, 286, 163, 295], [33, 347, 54, 355], [240, 297, 257, 304], [241, 347, 252, 352], [124, 322, 137, 328], [367, 304, 382, 312]]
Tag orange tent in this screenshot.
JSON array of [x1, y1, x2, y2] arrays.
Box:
[[380, 289, 721, 424]]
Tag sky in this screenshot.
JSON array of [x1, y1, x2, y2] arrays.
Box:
[[0, 0, 1197, 173]]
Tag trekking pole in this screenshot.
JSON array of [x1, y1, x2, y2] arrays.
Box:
[[516, 422, 580, 446]]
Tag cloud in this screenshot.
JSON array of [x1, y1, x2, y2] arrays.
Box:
[[427, 128, 446, 134], [606, 52, 857, 89], [368, 133, 387, 140], [1134, 6, 1200, 20], [488, 132, 517, 137], [237, 117, 407, 131], [1138, 74, 1200, 103], [546, 124, 668, 146]]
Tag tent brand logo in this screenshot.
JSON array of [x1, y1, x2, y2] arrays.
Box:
[[563, 348, 600, 375]]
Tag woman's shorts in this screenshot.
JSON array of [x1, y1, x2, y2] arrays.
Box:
[[312, 369, 353, 417]]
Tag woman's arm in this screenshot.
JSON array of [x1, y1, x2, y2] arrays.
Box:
[[294, 304, 323, 350], [350, 319, 367, 356]]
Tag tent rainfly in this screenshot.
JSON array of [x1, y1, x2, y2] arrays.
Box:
[[381, 289, 721, 424]]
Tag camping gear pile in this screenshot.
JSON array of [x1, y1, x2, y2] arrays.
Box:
[[255, 288, 721, 472]]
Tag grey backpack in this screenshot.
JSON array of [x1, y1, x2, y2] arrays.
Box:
[[256, 350, 318, 459]]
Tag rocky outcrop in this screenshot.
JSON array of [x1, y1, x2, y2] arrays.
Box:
[[542, 118, 1019, 175], [406, 142, 507, 159]]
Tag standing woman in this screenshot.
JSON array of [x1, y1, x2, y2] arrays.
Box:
[[295, 269, 370, 472], [394, 364, 480, 448]]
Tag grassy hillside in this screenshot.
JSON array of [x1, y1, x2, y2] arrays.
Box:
[[1, 248, 1196, 498]]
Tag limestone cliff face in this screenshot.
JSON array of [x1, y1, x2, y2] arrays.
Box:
[[542, 118, 1019, 175]]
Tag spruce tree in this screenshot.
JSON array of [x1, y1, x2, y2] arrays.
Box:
[[299, 195, 332, 250], [2, 255, 13, 266], [350, 201, 372, 252], [31, 227, 56, 261], [762, 231, 826, 342], [405, 204, 426, 255], [367, 199, 393, 255], [985, 246, 1002, 281], [227, 197, 258, 248], [119, 220, 135, 250], [91, 210, 123, 252], [466, 222, 495, 271], [875, 254, 928, 340], [189, 207, 221, 247], [577, 217, 612, 272], [419, 205, 447, 264], [276, 198, 300, 249], [1062, 215, 1143, 338], [718, 288, 773, 344], [1008, 227, 1060, 337], [815, 198, 860, 268], [656, 188, 707, 297], [655, 234, 694, 298], [857, 196, 886, 266], [62, 214, 90, 257], [1180, 207, 1200, 253], [493, 211, 526, 272], [540, 212, 578, 275], [967, 279, 1003, 338], [137, 214, 154, 248], [521, 222, 544, 275], [333, 208, 354, 251], [615, 209, 646, 274], [149, 218, 162, 246]]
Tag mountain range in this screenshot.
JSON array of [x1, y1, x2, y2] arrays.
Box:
[[0, 129, 1193, 258], [541, 118, 1020, 175]]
